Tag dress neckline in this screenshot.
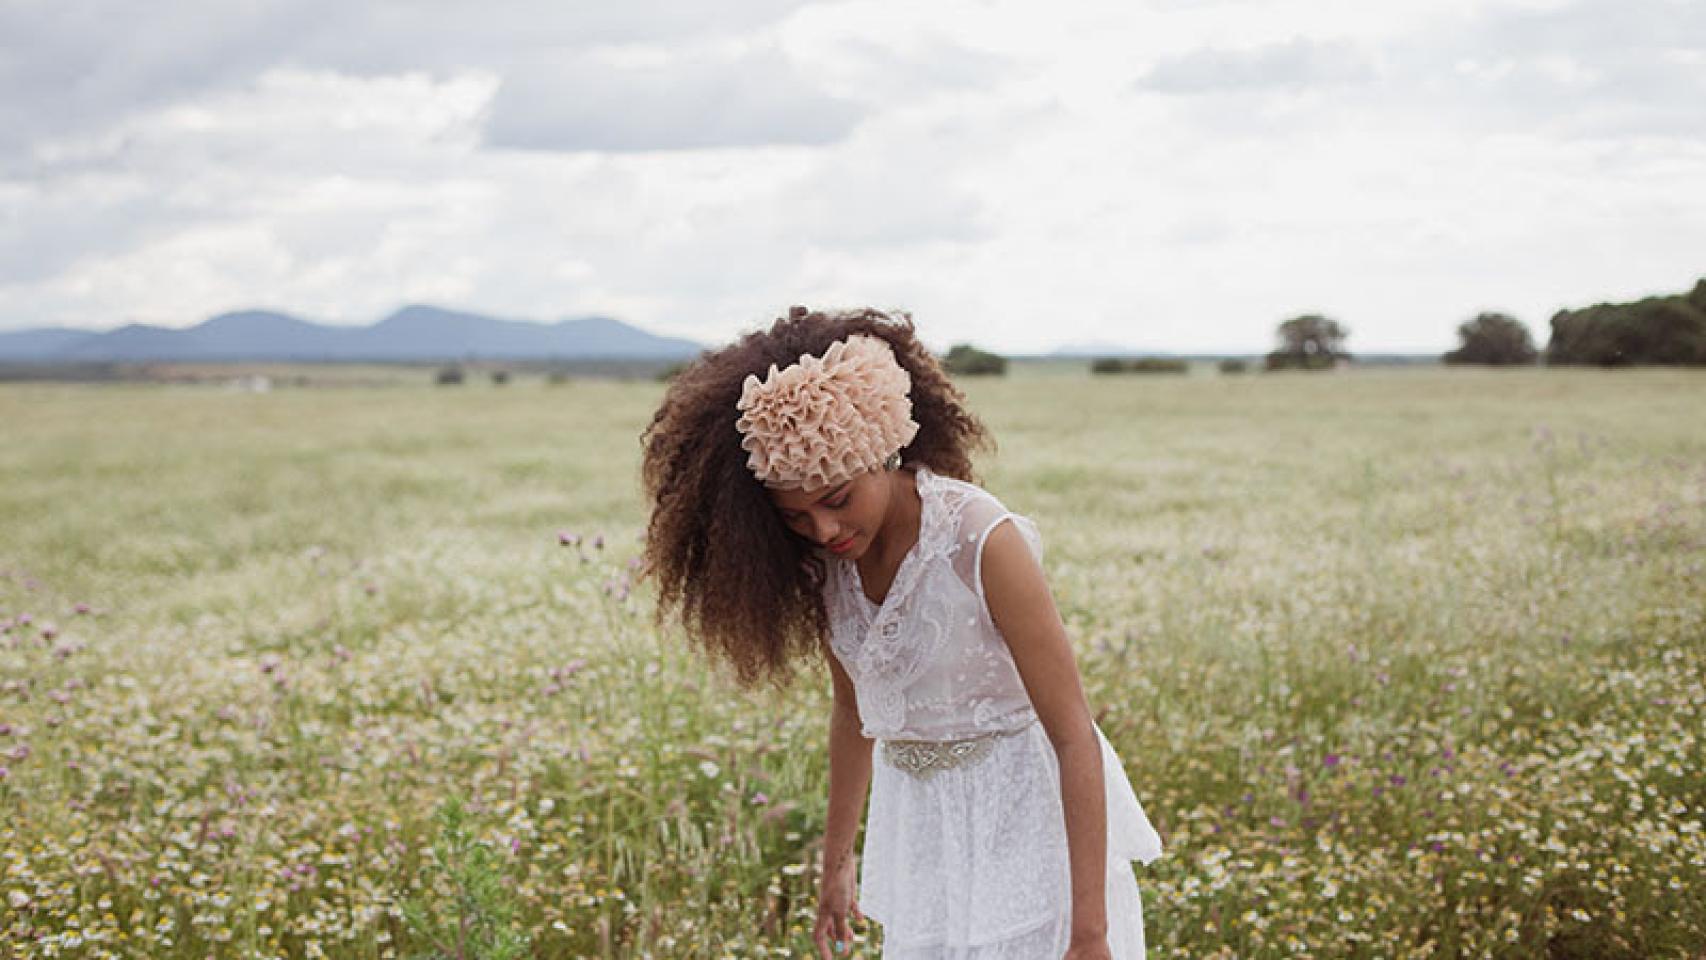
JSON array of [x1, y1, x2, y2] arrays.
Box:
[[848, 465, 932, 609]]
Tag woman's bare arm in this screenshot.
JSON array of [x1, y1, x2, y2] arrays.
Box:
[[980, 519, 1108, 947], [821, 636, 873, 892]]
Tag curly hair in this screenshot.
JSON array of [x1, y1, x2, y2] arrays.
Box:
[[639, 305, 994, 691]]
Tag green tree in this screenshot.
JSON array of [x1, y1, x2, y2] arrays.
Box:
[[1090, 357, 1187, 374], [1444, 312, 1538, 365], [1265, 314, 1350, 370], [943, 343, 1008, 376], [1547, 279, 1706, 366]]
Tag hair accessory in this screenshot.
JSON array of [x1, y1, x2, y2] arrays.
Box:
[[734, 333, 920, 490]]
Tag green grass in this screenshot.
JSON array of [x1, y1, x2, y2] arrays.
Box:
[[1, 368, 1702, 958]]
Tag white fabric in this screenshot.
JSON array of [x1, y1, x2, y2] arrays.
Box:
[[823, 466, 1163, 957]]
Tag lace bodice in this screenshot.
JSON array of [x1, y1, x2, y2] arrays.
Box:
[[824, 465, 1045, 741]]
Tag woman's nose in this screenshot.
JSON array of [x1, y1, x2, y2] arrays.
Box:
[[810, 513, 838, 545]]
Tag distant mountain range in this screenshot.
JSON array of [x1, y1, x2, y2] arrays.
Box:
[[0, 306, 707, 362], [1047, 341, 1163, 357]]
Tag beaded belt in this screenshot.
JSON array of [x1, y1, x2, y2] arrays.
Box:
[[880, 720, 1037, 779]]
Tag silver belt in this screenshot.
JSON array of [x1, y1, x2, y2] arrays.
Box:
[[880, 720, 1036, 779]]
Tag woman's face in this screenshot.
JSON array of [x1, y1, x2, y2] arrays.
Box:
[[768, 469, 891, 560]]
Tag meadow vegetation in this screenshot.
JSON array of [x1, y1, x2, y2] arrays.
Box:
[[1, 368, 1702, 958]]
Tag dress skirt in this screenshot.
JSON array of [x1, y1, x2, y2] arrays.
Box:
[[858, 719, 1163, 958]]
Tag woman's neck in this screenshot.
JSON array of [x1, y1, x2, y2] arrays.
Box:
[[866, 466, 922, 568]]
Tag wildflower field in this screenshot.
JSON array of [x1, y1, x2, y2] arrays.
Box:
[[1, 367, 1702, 959]]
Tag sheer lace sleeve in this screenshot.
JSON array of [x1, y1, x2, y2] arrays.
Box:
[[946, 488, 1044, 625]]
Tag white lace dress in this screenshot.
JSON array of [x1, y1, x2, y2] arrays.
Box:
[[824, 466, 1164, 958]]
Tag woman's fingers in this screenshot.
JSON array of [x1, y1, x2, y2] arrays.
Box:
[[812, 913, 832, 960]]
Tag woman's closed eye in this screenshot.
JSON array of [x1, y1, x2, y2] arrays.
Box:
[[782, 493, 849, 525]]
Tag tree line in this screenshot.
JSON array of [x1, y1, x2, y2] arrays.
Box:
[[1538, 277, 1706, 366], [1439, 277, 1706, 366], [940, 275, 1706, 375]]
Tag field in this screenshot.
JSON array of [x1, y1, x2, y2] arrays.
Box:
[[2, 367, 1703, 959]]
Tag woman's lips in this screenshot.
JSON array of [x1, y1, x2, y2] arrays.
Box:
[[826, 533, 857, 554]]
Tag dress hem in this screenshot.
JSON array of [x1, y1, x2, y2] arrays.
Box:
[[862, 856, 1148, 950]]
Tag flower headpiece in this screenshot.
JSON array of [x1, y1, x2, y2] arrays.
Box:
[[734, 333, 920, 490]]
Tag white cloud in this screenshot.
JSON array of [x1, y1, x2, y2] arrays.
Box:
[[0, 0, 819, 166], [483, 43, 865, 151], [1, 0, 1703, 353], [1139, 38, 1375, 93]]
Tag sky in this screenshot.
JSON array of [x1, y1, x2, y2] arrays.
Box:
[[2, 0, 1703, 354]]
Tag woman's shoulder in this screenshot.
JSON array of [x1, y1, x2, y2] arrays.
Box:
[[918, 466, 1023, 539], [916, 465, 1047, 579], [919, 463, 1000, 501]]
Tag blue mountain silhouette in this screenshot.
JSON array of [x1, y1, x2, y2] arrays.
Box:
[[0, 305, 705, 362]]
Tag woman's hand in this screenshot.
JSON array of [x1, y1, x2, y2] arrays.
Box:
[[812, 853, 864, 958], [1061, 935, 1114, 960]]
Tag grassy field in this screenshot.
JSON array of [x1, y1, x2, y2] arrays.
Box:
[[1, 368, 1702, 959]]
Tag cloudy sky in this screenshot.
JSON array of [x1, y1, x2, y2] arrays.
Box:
[[3, 0, 1703, 353]]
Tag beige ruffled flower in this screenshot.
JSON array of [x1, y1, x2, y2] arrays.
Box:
[[734, 333, 920, 490]]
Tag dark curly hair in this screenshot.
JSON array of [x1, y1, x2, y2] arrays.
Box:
[[638, 306, 994, 691]]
